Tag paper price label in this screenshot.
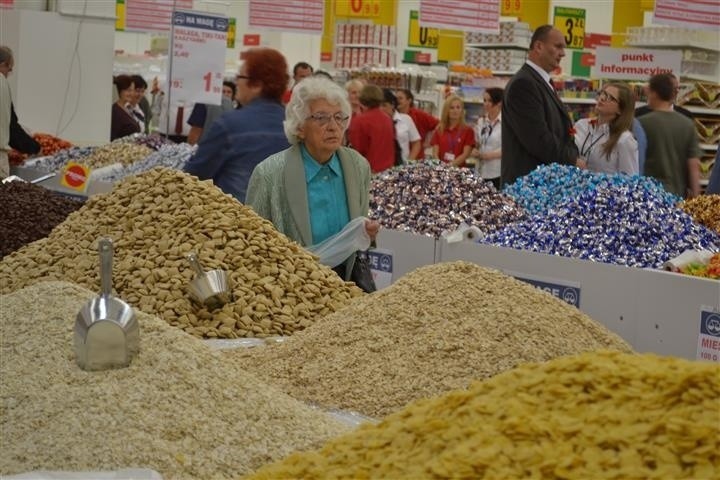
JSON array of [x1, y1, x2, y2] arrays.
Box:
[[335, 0, 381, 18], [501, 0, 522, 16], [554, 6, 586, 50], [60, 162, 91, 192]]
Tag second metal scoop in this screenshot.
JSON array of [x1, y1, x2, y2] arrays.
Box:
[[187, 252, 233, 310], [74, 238, 139, 371]]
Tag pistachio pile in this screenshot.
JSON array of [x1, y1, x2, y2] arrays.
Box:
[[0, 168, 362, 338]]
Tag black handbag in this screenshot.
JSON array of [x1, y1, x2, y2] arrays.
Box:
[[350, 250, 376, 293]]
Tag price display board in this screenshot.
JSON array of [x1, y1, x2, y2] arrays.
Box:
[[170, 10, 228, 106], [335, 0, 382, 18], [553, 6, 585, 50], [408, 10, 439, 49], [501, 0, 522, 16]]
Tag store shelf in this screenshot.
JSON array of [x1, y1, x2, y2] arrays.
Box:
[[466, 42, 528, 50], [625, 41, 720, 53], [335, 43, 394, 51], [700, 143, 718, 151], [685, 105, 720, 115], [559, 97, 598, 105], [491, 70, 517, 76]]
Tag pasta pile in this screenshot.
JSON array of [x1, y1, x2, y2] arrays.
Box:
[[247, 351, 720, 479]]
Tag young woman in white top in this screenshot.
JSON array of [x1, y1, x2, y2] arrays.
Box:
[[472, 87, 503, 189], [574, 82, 639, 175], [381, 89, 422, 162]]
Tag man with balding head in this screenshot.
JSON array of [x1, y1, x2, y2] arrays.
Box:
[[501, 25, 579, 187]]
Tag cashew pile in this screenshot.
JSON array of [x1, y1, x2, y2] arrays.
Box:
[[0, 168, 362, 338], [230, 262, 633, 418], [249, 350, 720, 480], [0, 282, 350, 479]]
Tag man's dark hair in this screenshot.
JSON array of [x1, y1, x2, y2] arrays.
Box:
[[313, 70, 332, 80], [529, 25, 554, 50], [292, 61, 313, 76], [648, 73, 675, 102], [223, 80, 236, 98]]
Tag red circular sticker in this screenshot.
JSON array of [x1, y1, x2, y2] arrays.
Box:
[[64, 164, 87, 188]]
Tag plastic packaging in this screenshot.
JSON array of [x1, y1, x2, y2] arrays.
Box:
[[4, 468, 163, 480], [306, 217, 371, 267]]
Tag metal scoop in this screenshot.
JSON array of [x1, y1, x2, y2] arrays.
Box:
[[74, 238, 139, 371], [186, 252, 233, 310]]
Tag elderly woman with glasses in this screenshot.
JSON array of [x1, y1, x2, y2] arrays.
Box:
[[573, 83, 639, 175], [184, 47, 290, 203], [246, 76, 379, 280]]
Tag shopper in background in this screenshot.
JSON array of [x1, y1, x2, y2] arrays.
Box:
[[381, 88, 422, 163], [635, 74, 693, 120], [430, 94, 475, 168], [282, 61, 313, 105], [246, 76, 379, 281], [184, 47, 290, 203], [501, 25, 579, 187], [223, 80, 239, 109], [0, 46, 40, 178], [127, 75, 147, 134], [706, 149, 720, 195], [472, 87, 503, 188], [110, 75, 141, 141], [130, 74, 152, 133], [573, 82, 638, 175], [396, 88, 438, 146], [0, 46, 13, 178], [347, 85, 396, 173], [639, 73, 702, 198], [186, 80, 236, 145], [345, 79, 365, 117]]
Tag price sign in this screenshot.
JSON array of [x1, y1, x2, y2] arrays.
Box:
[[335, 0, 381, 18], [408, 10, 439, 49], [60, 162, 91, 192], [501, 0, 522, 15], [554, 6, 585, 50], [170, 10, 228, 106]]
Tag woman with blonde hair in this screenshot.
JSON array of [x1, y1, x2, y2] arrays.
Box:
[[574, 82, 638, 175], [345, 78, 365, 117], [430, 94, 475, 167]]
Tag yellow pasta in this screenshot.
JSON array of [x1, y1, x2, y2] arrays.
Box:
[[247, 351, 720, 480]]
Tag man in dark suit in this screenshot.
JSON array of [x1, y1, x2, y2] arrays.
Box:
[[501, 25, 579, 187]]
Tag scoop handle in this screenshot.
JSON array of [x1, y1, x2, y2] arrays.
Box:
[[99, 238, 114, 296], [187, 252, 206, 277]]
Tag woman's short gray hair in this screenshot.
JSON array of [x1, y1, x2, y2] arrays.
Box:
[[284, 77, 351, 145]]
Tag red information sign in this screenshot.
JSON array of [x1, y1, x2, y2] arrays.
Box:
[[0, 0, 14, 9], [243, 34, 260, 46], [248, 0, 324, 34], [584, 33, 611, 49], [419, 0, 499, 33], [124, 0, 193, 33]]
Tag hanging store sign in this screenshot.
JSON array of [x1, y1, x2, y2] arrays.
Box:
[[553, 6, 586, 50], [249, 0, 323, 34], [335, 0, 382, 18], [593, 47, 682, 80], [419, 0, 500, 34], [408, 10, 439, 49], [117, 0, 194, 33], [697, 306, 720, 363], [170, 10, 228, 106], [653, 0, 720, 31]]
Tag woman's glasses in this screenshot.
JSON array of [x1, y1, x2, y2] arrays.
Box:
[[308, 113, 350, 127], [597, 91, 619, 103]]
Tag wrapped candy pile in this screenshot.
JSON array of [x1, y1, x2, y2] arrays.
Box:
[[8, 133, 73, 165], [503, 164, 679, 215], [26, 145, 97, 173], [99, 143, 196, 182], [370, 163, 526, 238], [111, 132, 173, 151], [483, 184, 720, 268]]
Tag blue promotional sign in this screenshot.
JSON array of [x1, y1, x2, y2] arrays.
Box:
[[367, 249, 393, 290], [504, 270, 581, 308], [697, 307, 720, 363]]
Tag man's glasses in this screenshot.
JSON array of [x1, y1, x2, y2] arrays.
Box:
[[307, 112, 350, 127], [597, 91, 619, 103]]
